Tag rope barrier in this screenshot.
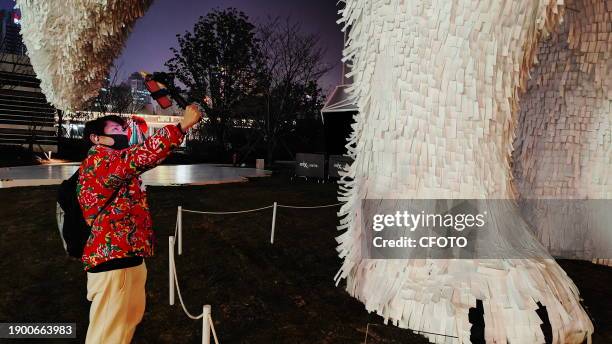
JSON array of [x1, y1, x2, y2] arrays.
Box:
[[177, 202, 342, 247], [168, 200, 342, 342], [277, 202, 342, 209], [170, 236, 203, 320], [181, 202, 341, 214], [182, 205, 274, 215], [172, 202, 460, 344], [169, 234, 220, 344], [208, 314, 220, 344], [173, 218, 178, 242], [363, 323, 458, 342]]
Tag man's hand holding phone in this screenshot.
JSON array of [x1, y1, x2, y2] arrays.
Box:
[[179, 104, 203, 132]]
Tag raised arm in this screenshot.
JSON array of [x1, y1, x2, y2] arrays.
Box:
[[102, 104, 202, 188]]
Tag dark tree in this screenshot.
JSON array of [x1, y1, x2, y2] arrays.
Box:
[[166, 8, 260, 150], [247, 18, 332, 165]]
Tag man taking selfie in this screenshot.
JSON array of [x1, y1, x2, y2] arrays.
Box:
[[78, 104, 202, 344]]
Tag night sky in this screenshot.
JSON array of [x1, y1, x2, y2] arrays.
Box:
[[2, 0, 344, 93]]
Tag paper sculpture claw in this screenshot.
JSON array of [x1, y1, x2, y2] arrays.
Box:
[[15, 0, 153, 110]]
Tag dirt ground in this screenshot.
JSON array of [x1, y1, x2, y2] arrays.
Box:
[[0, 177, 609, 343]]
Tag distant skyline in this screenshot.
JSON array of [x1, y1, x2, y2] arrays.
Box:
[[2, 0, 345, 94]]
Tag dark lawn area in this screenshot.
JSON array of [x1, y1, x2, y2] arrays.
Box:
[[0, 177, 609, 343]]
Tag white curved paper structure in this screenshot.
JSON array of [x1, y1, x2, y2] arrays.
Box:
[[336, 0, 601, 343], [15, 0, 153, 110]]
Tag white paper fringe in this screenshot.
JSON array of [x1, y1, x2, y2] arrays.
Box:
[[335, 1, 596, 343], [15, 0, 153, 110]]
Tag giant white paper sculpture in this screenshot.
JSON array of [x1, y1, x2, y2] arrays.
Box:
[[336, 0, 602, 343], [15, 0, 153, 110]]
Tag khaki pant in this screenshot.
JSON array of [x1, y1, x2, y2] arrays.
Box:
[[85, 262, 147, 344]]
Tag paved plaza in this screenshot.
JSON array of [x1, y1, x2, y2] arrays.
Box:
[[0, 163, 270, 188]]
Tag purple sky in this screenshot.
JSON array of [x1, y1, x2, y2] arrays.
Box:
[[3, 0, 344, 94]]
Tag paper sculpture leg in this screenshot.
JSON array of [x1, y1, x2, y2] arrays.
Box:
[[335, 0, 602, 343]]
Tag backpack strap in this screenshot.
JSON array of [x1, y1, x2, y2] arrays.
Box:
[[72, 170, 125, 226], [91, 184, 123, 225]]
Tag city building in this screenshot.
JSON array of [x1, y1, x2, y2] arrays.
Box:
[[0, 8, 58, 153], [127, 72, 151, 109]]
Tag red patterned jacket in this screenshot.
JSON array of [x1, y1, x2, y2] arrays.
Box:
[[77, 124, 184, 271]]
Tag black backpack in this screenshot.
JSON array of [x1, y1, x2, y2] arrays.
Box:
[[56, 171, 121, 258]]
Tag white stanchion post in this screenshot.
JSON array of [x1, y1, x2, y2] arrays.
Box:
[[202, 305, 211, 344], [169, 236, 175, 306], [178, 206, 183, 255], [270, 202, 277, 244]]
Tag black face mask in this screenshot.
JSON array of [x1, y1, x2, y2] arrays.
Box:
[[103, 134, 130, 150]]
